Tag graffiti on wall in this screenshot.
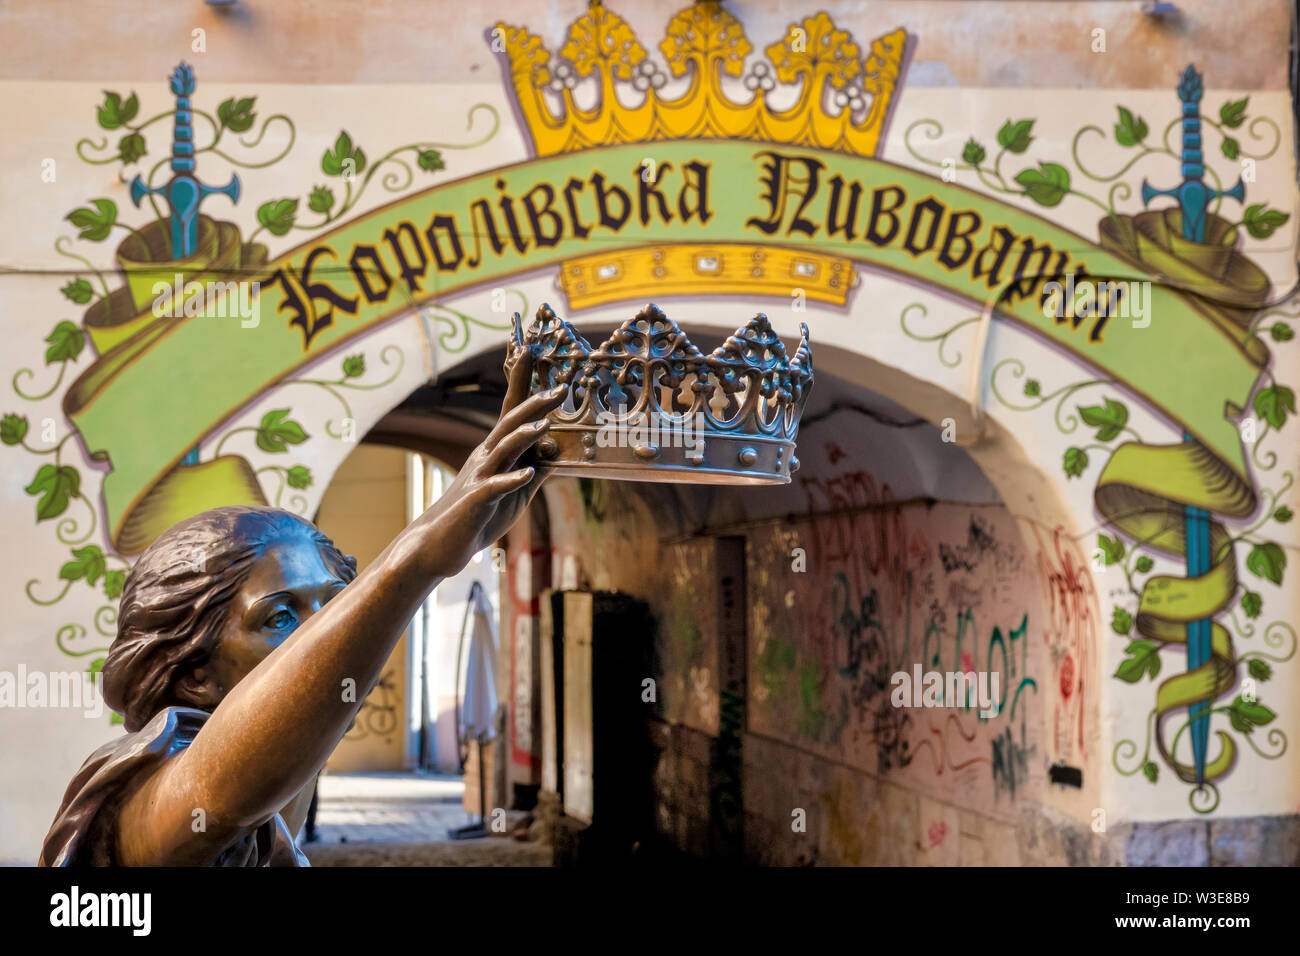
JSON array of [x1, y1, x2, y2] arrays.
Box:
[[747, 450, 1041, 816], [1023, 521, 1098, 781]]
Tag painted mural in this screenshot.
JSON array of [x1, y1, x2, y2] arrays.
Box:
[[901, 72, 1295, 812], [2, 0, 1298, 860]]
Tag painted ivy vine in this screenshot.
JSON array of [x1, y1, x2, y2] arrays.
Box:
[[902, 91, 1297, 809], [4, 77, 500, 717]]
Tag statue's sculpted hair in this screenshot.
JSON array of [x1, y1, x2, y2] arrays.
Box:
[[102, 506, 357, 731]]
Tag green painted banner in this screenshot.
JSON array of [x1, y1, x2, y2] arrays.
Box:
[[63, 141, 1264, 549]]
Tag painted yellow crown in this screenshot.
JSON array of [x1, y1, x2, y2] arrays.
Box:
[[491, 0, 911, 158]]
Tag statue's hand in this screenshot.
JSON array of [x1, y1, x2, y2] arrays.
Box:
[[413, 349, 563, 578]]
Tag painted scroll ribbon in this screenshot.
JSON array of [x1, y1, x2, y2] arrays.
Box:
[[63, 142, 1268, 557], [1096, 206, 1272, 799], [63, 211, 273, 554]]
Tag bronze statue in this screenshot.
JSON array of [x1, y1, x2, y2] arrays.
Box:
[[39, 352, 562, 866]]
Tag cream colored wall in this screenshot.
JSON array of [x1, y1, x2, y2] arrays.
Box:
[[315, 443, 410, 773], [0, 0, 1288, 90]]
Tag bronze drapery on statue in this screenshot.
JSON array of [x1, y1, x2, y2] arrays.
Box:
[[41, 708, 305, 867]]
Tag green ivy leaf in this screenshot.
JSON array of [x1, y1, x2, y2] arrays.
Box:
[[996, 118, 1034, 154], [44, 321, 86, 365], [1023, 379, 1040, 397], [24, 464, 80, 521], [1, 413, 29, 446], [1014, 162, 1070, 207], [1114, 638, 1159, 682], [110, 711, 124, 725], [1221, 137, 1240, 160], [1228, 693, 1275, 734], [1135, 556, 1154, 573], [1142, 761, 1158, 783], [1063, 446, 1088, 478], [1253, 385, 1295, 430], [1271, 322, 1295, 342], [87, 657, 106, 683], [103, 569, 126, 600], [1274, 505, 1294, 523], [256, 198, 298, 237], [62, 278, 94, 304], [255, 409, 309, 453], [1218, 97, 1249, 129], [308, 185, 335, 215], [1242, 203, 1290, 241], [286, 465, 314, 490], [342, 354, 365, 378], [60, 544, 106, 587], [1241, 591, 1262, 618], [322, 130, 366, 177], [1248, 658, 1272, 681], [118, 132, 146, 165], [217, 96, 257, 133], [1078, 397, 1129, 441], [66, 198, 118, 242], [96, 91, 139, 130], [1098, 533, 1125, 566], [418, 148, 446, 172], [1114, 106, 1148, 147], [1111, 606, 1133, 635], [1245, 541, 1286, 585]]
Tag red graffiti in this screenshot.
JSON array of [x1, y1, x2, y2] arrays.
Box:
[[1059, 652, 1075, 700], [909, 712, 993, 775], [799, 468, 930, 616], [1024, 522, 1096, 765], [927, 821, 948, 848]]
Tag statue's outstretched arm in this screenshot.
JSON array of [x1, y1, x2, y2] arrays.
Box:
[[114, 354, 560, 865]]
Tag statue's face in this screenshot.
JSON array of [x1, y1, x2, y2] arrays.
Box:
[[185, 534, 348, 704]]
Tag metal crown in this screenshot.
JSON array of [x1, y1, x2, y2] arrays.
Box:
[[507, 303, 813, 485]]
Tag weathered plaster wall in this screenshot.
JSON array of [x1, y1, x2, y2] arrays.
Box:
[[541, 389, 1099, 863]]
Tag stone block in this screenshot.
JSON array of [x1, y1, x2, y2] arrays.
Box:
[[1209, 815, 1300, 867], [1124, 820, 1209, 867]]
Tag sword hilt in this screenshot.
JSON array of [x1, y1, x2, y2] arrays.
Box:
[[1140, 65, 1245, 242], [199, 176, 241, 205], [128, 174, 161, 207], [125, 63, 242, 259], [169, 63, 197, 175]]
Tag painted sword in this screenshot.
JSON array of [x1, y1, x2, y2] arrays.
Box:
[[1139, 65, 1244, 787], [130, 63, 240, 465], [129, 63, 240, 259]]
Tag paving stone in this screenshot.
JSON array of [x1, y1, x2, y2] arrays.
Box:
[[302, 770, 548, 864]]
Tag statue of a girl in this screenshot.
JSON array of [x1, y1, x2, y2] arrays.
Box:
[[39, 353, 562, 865]]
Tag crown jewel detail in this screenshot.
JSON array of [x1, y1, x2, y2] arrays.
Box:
[[492, 0, 910, 157], [507, 303, 813, 485]]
